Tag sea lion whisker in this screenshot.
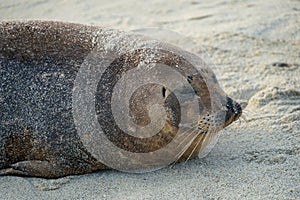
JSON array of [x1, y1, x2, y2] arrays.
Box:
[[184, 130, 206, 163], [175, 125, 199, 149], [241, 109, 256, 120], [196, 125, 219, 158], [242, 109, 254, 114], [170, 126, 199, 167], [240, 114, 248, 123]]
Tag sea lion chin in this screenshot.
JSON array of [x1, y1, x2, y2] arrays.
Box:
[[0, 20, 242, 178]]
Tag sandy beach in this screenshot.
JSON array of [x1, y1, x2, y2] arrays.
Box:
[[0, 0, 299, 199]]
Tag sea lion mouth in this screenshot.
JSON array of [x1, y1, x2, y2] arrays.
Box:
[[223, 97, 242, 128]]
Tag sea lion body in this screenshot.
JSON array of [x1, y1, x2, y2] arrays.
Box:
[[0, 21, 242, 178]]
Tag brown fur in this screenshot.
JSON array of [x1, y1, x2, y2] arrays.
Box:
[[0, 21, 241, 178]]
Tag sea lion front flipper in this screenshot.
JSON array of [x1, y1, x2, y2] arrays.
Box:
[[2, 160, 65, 178]]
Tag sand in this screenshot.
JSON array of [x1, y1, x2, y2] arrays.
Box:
[[0, 0, 299, 199]]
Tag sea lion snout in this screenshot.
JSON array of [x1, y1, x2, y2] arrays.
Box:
[[224, 97, 242, 127]]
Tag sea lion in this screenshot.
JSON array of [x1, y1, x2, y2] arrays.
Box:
[[0, 21, 242, 178]]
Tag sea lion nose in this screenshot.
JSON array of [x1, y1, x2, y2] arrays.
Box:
[[233, 101, 242, 120], [225, 97, 242, 124]]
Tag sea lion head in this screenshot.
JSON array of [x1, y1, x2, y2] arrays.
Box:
[[101, 46, 243, 159], [75, 33, 243, 170], [119, 48, 243, 164]]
